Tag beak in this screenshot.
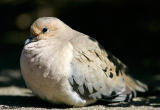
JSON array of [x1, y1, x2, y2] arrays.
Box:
[[25, 35, 36, 45]]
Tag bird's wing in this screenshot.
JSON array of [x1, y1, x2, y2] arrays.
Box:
[[69, 32, 148, 102]]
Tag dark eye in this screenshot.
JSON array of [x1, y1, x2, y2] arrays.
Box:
[[42, 27, 49, 33]]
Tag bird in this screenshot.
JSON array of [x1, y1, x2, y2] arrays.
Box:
[[20, 17, 148, 107]]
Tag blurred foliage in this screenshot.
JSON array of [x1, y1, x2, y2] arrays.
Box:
[[0, 0, 160, 75]]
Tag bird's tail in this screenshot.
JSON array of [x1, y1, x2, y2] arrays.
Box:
[[123, 74, 148, 93], [108, 74, 148, 102]]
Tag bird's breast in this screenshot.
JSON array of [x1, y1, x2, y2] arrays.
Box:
[[21, 40, 73, 78], [20, 40, 74, 101]]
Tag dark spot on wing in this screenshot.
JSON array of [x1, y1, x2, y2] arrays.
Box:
[[72, 77, 79, 91], [111, 91, 116, 96], [93, 87, 98, 93], [83, 85, 90, 95], [103, 67, 107, 72], [82, 53, 93, 62], [115, 68, 119, 73], [107, 52, 121, 67], [69, 75, 100, 100], [107, 52, 128, 75], [131, 91, 136, 98], [109, 72, 113, 78], [124, 94, 130, 102], [115, 64, 124, 76], [78, 84, 91, 99]]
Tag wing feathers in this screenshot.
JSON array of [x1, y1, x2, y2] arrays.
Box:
[[69, 34, 147, 102]]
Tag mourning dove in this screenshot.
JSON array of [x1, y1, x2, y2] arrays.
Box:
[[20, 17, 148, 107]]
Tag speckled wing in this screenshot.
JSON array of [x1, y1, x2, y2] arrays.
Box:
[[69, 32, 148, 102]]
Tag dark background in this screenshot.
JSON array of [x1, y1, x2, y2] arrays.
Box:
[[0, 0, 160, 86]]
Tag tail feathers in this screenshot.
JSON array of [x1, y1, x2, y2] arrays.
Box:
[[123, 74, 148, 93], [110, 93, 134, 102], [100, 84, 137, 102], [134, 80, 148, 92], [101, 86, 136, 102], [105, 75, 148, 102]]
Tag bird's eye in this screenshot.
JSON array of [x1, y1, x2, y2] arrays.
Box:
[[42, 27, 49, 33]]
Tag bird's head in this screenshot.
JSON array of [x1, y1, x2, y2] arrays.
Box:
[[25, 17, 70, 45]]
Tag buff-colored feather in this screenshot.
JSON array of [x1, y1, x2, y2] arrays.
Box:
[[20, 17, 148, 107]]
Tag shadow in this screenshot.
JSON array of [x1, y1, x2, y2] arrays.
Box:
[[0, 77, 25, 88], [86, 88, 160, 108], [0, 95, 71, 109], [93, 95, 160, 108], [0, 69, 26, 88], [107, 96, 160, 108], [0, 89, 159, 109]]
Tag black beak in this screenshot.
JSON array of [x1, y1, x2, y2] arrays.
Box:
[[24, 35, 36, 45], [28, 35, 35, 40]]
